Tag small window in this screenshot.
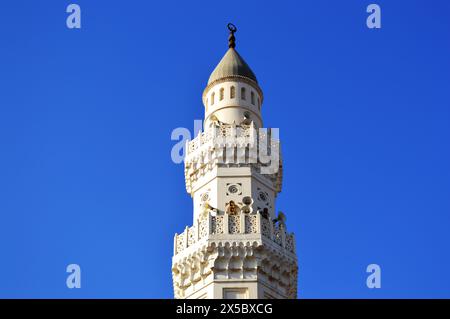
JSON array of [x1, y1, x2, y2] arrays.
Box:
[[219, 88, 224, 101], [251, 91, 255, 105], [257, 98, 260, 110], [211, 92, 215, 105], [241, 87, 246, 100], [230, 86, 235, 99]]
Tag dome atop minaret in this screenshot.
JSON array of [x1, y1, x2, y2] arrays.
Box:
[[202, 24, 263, 128], [208, 48, 257, 85]]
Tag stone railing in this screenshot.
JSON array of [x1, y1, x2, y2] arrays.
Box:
[[186, 124, 255, 156], [184, 124, 282, 194], [184, 124, 280, 163], [173, 211, 296, 256]]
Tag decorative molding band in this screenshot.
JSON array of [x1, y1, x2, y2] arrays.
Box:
[[202, 76, 264, 104], [172, 240, 297, 299]]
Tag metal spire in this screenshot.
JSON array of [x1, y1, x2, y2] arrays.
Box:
[[227, 23, 237, 48]]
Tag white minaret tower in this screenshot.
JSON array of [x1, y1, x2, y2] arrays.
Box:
[[172, 24, 298, 299]]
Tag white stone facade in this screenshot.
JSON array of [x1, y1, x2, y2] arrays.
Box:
[[172, 29, 298, 299]]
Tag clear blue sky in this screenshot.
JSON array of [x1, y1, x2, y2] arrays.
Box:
[[1, 0, 449, 298]]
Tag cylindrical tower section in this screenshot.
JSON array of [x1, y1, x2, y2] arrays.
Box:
[[203, 78, 263, 128]]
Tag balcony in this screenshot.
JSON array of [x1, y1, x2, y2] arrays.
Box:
[[173, 211, 296, 256]]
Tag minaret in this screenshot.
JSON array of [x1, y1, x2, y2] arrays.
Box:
[[172, 24, 298, 299]]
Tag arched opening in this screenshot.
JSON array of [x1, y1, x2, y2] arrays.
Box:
[[211, 92, 215, 105], [230, 86, 235, 99], [251, 91, 255, 105], [241, 87, 246, 100], [219, 88, 224, 101]]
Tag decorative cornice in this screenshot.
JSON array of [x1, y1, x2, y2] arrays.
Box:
[[172, 240, 298, 299], [202, 76, 264, 104]]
